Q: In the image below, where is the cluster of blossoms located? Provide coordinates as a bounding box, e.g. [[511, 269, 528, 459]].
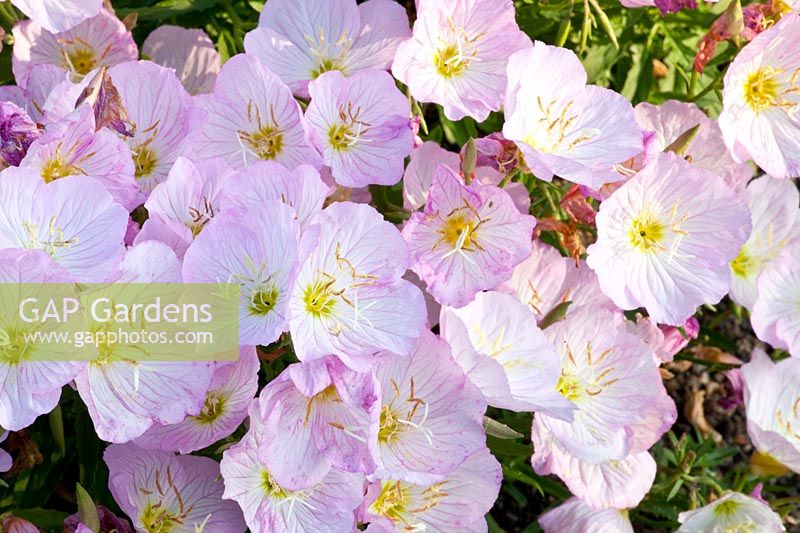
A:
[[0, 0, 797, 531]]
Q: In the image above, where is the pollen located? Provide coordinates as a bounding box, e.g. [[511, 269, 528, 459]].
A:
[[440, 213, 476, 249], [743, 68, 780, 113], [63, 47, 97, 78], [133, 145, 158, 179], [195, 392, 226, 424], [248, 125, 284, 160], [434, 43, 470, 78], [629, 213, 665, 252], [303, 279, 337, 318], [249, 287, 279, 316]]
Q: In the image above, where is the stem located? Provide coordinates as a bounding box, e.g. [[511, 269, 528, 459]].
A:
[[688, 65, 729, 103]]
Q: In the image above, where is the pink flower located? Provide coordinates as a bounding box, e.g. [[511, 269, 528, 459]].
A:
[[133, 347, 259, 454], [194, 54, 321, 171], [0, 249, 80, 431], [539, 498, 634, 533], [12, 10, 137, 87], [402, 165, 536, 308], [363, 448, 501, 531], [750, 247, 800, 356], [10, 0, 102, 34], [741, 348, 800, 473], [245, 0, 410, 97], [371, 331, 487, 484], [220, 161, 331, 229], [21, 104, 139, 209], [440, 291, 574, 418], [252, 356, 378, 489], [183, 202, 301, 346], [289, 202, 425, 369], [142, 26, 221, 95], [0, 168, 127, 281], [500, 239, 616, 324], [305, 70, 413, 187], [633, 100, 752, 194], [719, 12, 800, 179], [109, 60, 206, 194], [587, 152, 751, 325], [677, 491, 784, 532], [392, 0, 531, 121], [504, 41, 642, 188], [105, 444, 246, 532]]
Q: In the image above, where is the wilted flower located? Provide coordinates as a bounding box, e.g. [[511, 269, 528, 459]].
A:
[[587, 152, 751, 325], [245, 0, 410, 97], [719, 12, 800, 179], [0, 100, 40, 166], [305, 69, 413, 187], [393, 0, 531, 121]]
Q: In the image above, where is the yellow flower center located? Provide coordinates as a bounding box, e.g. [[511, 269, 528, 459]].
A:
[[713, 499, 740, 517], [140, 503, 177, 533], [370, 481, 408, 521], [133, 146, 158, 179], [629, 213, 665, 252], [743, 68, 779, 113], [249, 287, 279, 316], [328, 123, 356, 151], [441, 213, 476, 249], [64, 47, 97, 77], [556, 372, 583, 402], [248, 126, 284, 160], [311, 57, 343, 79], [261, 470, 289, 499], [195, 392, 225, 424], [41, 152, 80, 183], [0, 327, 28, 364], [303, 279, 336, 318], [378, 405, 401, 443], [730, 247, 753, 278], [434, 44, 470, 78]]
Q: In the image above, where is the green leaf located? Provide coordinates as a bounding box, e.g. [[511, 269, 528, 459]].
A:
[[49, 405, 65, 456], [118, 0, 219, 21]]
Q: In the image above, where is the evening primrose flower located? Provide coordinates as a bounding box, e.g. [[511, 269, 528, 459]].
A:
[[305, 70, 413, 187], [587, 152, 752, 325], [392, 0, 531, 121], [0, 100, 40, 166], [0, 248, 80, 431], [289, 202, 426, 369], [104, 444, 246, 532], [440, 291, 574, 418], [634, 100, 753, 194], [245, 0, 410, 97], [252, 356, 378, 490], [194, 54, 321, 171], [220, 161, 331, 228], [133, 347, 259, 454], [220, 422, 365, 532], [21, 104, 139, 209], [730, 176, 800, 309], [539, 498, 634, 533], [503, 41, 642, 188], [677, 491, 785, 532], [363, 448, 501, 532], [402, 165, 536, 308], [371, 331, 487, 484], [741, 348, 800, 474], [183, 202, 301, 346], [12, 10, 137, 87], [109, 60, 206, 195], [751, 247, 800, 356], [9, 0, 102, 34], [145, 156, 235, 241], [537, 308, 673, 463], [719, 12, 800, 179], [142, 25, 221, 95], [0, 168, 127, 282]]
